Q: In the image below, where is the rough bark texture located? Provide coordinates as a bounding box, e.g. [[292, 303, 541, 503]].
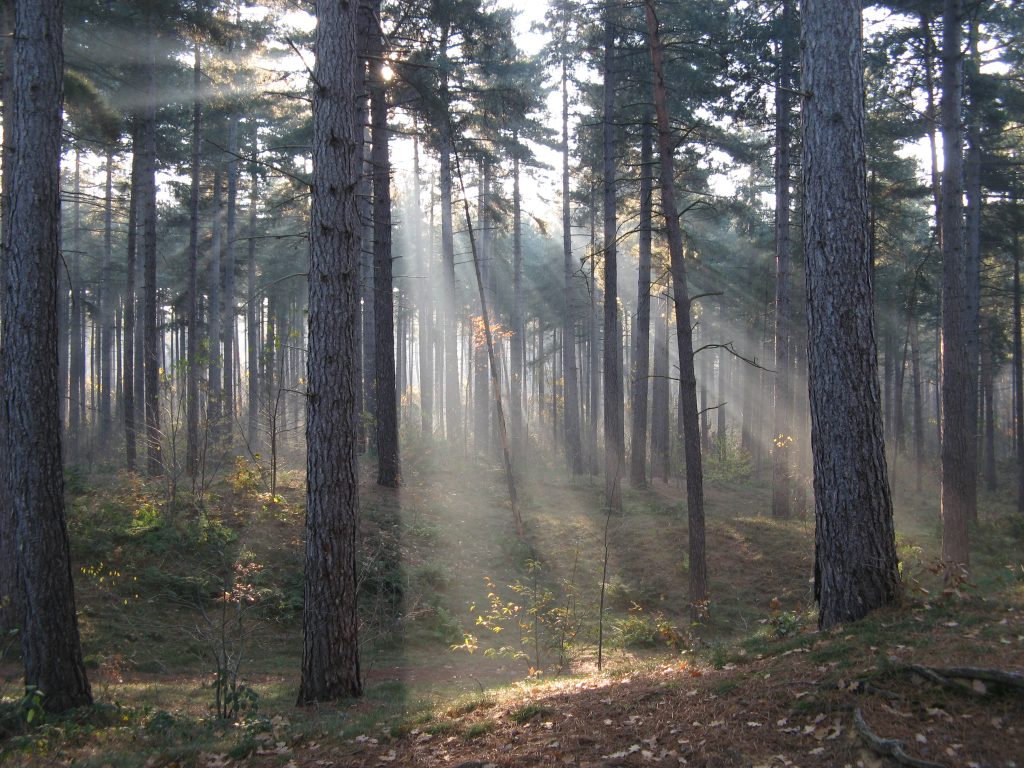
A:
[[771, 0, 795, 519], [800, 0, 900, 628], [629, 117, 653, 488], [940, 0, 971, 573], [2, 0, 93, 710], [963, 19, 982, 520], [298, 0, 362, 705], [602, 8, 624, 513], [369, 3, 399, 487], [645, 0, 708, 613]]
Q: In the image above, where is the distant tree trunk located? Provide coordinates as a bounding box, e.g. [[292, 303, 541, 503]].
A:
[[208, 167, 223, 434], [247, 134, 260, 456], [439, 131, 460, 443], [589, 196, 601, 475], [629, 117, 653, 488], [298, 0, 362, 704], [650, 288, 670, 482], [123, 128, 141, 472], [911, 318, 924, 491], [602, 8, 624, 513], [2, 0, 93, 711], [222, 115, 239, 444], [1014, 224, 1024, 513], [771, 0, 795, 519], [474, 162, 490, 452], [68, 148, 83, 455], [801, 0, 900, 628], [964, 15, 983, 518], [413, 132, 432, 436], [981, 318, 996, 491], [561, 58, 583, 476], [142, 50, 161, 477], [99, 146, 115, 443], [186, 43, 201, 476], [511, 148, 525, 458], [370, 5, 399, 488], [645, 0, 708, 614], [940, 0, 971, 574]]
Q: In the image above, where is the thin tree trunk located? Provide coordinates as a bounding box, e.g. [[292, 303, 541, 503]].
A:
[[208, 167, 223, 434], [370, 4, 399, 487], [413, 131, 432, 436], [511, 148, 525, 458], [186, 42, 202, 476], [124, 128, 141, 472], [940, 0, 971, 573], [69, 149, 83, 456], [222, 115, 238, 444], [602, 8, 623, 513], [247, 133, 260, 456], [630, 117, 653, 487], [651, 288, 670, 482], [645, 0, 708, 614], [99, 146, 114, 443], [142, 49, 161, 477]]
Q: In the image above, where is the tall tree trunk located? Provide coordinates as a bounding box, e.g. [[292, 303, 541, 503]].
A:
[[963, 15, 982, 521], [650, 288, 670, 482], [186, 43, 201, 476], [940, 0, 971, 574], [298, 0, 362, 704], [911, 317, 924, 491], [560, 58, 583, 475], [1014, 222, 1023, 513], [645, 0, 707, 614], [2, 0, 92, 710], [208, 167, 222, 434], [142, 50, 161, 477], [474, 162, 490, 452], [222, 115, 238, 444], [370, 5, 399, 487], [602, 8, 623, 513], [511, 147, 524, 458], [801, 0, 899, 628], [99, 146, 114, 443], [247, 134, 260, 456], [629, 116, 653, 487], [413, 132, 432, 436], [124, 128, 141, 472], [439, 126, 460, 442], [771, 0, 795, 519], [981, 318, 996, 491], [68, 148, 83, 455]]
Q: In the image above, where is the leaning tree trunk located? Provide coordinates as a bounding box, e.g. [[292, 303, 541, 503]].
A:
[[645, 0, 708, 614], [940, 0, 971, 574], [800, 0, 900, 628], [629, 116, 653, 488], [602, 7, 624, 513], [142, 49, 161, 477], [369, 2, 399, 487], [298, 0, 362, 704], [2, 0, 93, 711]]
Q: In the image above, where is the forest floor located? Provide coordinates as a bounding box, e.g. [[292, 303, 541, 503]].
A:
[[1, 439, 1022, 767]]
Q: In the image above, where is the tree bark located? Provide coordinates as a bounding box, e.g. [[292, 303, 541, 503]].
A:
[[99, 145, 114, 444], [222, 115, 238, 444], [2, 0, 93, 710], [800, 0, 899, 628], [298, 0, 362, 704], [645, 0, 708, 614], [561, 57, 583, 475], [940, 0, 971, 573], [186, 43, 202, 476], [602, 7, 624, 513], [370, 2, 399, 487], [630, 116, 653, 487], [247, 133, 260, 457], [772, 0, 795, 519], [208, 167, 223, 435], [650, 288, 670, 482], [142, 49, 161, 476]]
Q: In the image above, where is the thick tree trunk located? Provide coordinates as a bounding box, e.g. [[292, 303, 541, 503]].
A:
[[2, 0, 93, 710], [801, 0, 899, 628], [142, 51, 161, 477], [186, 43, 201, 476], [940, 0, 971, 573], [370, 6, 399, 487], [772, 0, 795, 519], [298, 0, 362, 704], [963, 17, 982, 520], [602, 9, 624, 513], [645, 0, 708, 614], [629, 117, 653, 487]]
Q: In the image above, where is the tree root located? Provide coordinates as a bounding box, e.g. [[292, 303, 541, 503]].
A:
[[853, 708, 944, 768], [903, 664, 1024, 695]]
